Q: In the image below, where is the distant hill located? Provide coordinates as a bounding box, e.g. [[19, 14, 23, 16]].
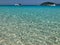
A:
[[40, 2, 56, 6]]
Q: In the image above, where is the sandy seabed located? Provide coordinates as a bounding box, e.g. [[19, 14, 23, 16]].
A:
[[0, 19, 60, 45]]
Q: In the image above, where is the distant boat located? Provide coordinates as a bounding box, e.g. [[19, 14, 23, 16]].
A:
[[40, 2, 56, 6], [14, 3, 21, 6]]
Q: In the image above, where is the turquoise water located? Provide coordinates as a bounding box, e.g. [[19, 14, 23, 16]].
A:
[[0, 6, 60, 45]]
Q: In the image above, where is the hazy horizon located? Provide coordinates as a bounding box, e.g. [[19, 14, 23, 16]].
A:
[[0, 0, 60, 5]]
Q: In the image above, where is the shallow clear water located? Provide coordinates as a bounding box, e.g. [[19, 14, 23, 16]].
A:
[[0, 6, 60, 45]]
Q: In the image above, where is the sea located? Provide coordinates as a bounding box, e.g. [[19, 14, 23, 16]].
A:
[[0, 5, 60, 45]]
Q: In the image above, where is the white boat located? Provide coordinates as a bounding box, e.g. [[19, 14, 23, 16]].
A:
[[14, 4, 21, 6], [50, 4, 56, 6], [15, 4, 19, 6]]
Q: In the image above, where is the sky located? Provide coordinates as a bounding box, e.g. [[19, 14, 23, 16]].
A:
[[0, 0, 60, 5]]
